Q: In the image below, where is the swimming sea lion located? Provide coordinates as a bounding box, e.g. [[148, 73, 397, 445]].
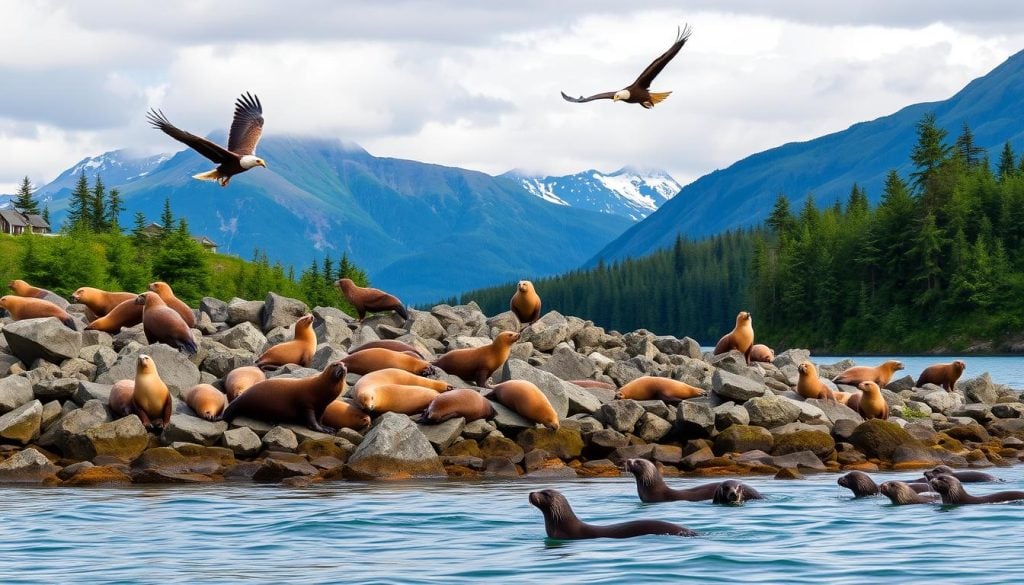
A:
[[353, 383, 440, 416], [334, 278, 408, 322], [837, 471, 931, 498], [132, 354, 172, 431], [749, 344, 775, 363], [432, 331, 520, 387], [625, 459, 762, 503], [220, 361, 348, 433], [832, 360, 904, 386], [423, 388, 496, 423], [349, 339, 427, 358], [0, 295, 76, 329], [488, 379, 559, 430], [509, 280, 541, 329], [7, 279, 67, 308], [713, 311, 754, 364], [845, 381, 889, 420], [928, 474, 1024, 505], [879, 481, 940, 505], [84, 298, 143, 333], [796, 362, 836, 402], [352, 368, 452, 394], [916, 361, 966, 393], [148, 281, 196, 328], [528, 489, 696, 539], [341, 347, 435, 376], [108, 379, 136, 417], [255, 314, 316, 370], [321, 399, 371, 431], [184, 383, 227, 421], [922, 465, 1001, 483], [223, 366, 267, 401], [615, 376, 704, 402], [71, 287, 137, 318], [135, 292, 197, 355]]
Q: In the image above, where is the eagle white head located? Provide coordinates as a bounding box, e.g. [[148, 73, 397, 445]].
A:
[[613, 89, 631, 102], [240, 155, 267, 169]]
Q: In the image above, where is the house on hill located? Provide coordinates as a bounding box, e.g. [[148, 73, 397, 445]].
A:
[[137, 222, 218, 252], [0, 208, 51, 235]]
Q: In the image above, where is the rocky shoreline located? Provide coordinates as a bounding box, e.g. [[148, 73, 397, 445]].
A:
[[0, 292, 1022, 486]]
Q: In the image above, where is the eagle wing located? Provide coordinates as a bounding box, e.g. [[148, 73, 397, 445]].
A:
[[560, 91, 618, 103], [227, 92, 264, 156], [147, 109, 234, 165], [630, 24, 692, 90]]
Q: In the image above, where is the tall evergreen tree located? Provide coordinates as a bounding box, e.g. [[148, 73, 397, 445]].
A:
[[13, 176, 41, 215], [41, 205, 50, 227], [909, 113, 951, 193], [766, 193, 797, 237], [106, 188, 124, 232], [65, 173, 92, 231], [954, 122, 985, 168], [997, 142, 1016, 179], [159, 197, 175, 236], [90, 175, 107, 232]]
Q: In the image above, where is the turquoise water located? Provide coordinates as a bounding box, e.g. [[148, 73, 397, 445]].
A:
[[815, 355, 1024, 389], [2, 469, 1023, 584]]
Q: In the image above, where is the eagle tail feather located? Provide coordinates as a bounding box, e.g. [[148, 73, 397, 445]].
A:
[[649, 91, 672, 105], [192, 169, 222, 182]]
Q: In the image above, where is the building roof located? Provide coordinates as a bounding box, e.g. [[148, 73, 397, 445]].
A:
[[192, 235, 218, 247], [0, 209, 28, 227], [25, 214, 49, 228]]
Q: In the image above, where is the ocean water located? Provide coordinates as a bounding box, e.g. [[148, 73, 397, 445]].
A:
[[1, 469, 1023, 584], [814, 355, 1024, 390]]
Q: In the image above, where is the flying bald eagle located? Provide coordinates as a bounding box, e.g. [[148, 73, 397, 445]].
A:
[[146, 92, 266, 187], [561, 25, 692, 109]]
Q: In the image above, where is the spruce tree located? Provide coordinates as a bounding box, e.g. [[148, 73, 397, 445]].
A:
[[106, 188, 124, 232], [41, 205, 50, 227], [160, 197, 174, 236], [766, 193, 797, 237], [997, 142, 1016, 179], [909, 113, 951, 193], [954, 122, 985, 169], [90, 175, 107, 232], [65, 173, 92, 231], [13, 176, 41, 215]]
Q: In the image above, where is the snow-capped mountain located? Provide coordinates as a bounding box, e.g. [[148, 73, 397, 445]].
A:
[[33, 149, 171, 205], [503, 167, 681, 221]]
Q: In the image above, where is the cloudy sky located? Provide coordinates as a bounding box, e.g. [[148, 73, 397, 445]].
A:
[[3, 0, 1024, 192]]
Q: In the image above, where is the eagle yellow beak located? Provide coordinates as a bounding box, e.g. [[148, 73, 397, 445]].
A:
[[612, 95, 621, 101], [259, 160, 268, 168]]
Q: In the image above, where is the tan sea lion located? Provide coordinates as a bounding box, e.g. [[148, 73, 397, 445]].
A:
[[8, 279, 55, 300], [132, 354, 172, 431], [845, 381, 889, 420], [796, 362, 837, 402], [353, 383, 440, 416], [916, 361, 966, 392], [0, 295, 76, 329], [334, 278, 408, 322], [529, 489, 696, 539], [341, 347, 435, 376], [322, 399, 371, 431], [349, 339, 427, 358], [223, 366, 267, 401], [108, 379, 136, 417], [489, 379, 559, 429], [71, 287, 137, 318], [928, 475, 1024, 505], [509, 280, 541, 329], [148, 281, 196, 328], [837, 471, 931, 498], [184, 383, 227, 421], [432, 331, 520, 387], [353, 368, 452, 394], [135, 292, 197, 355], [220, 361, 349, 432], [423, 388, 496, 423], [713, 311, 754, 363], [879, 481, 940, 505], [84, 298, 143, 333], [615, 376, 704, 402], [624, 459, 762, 503], [832, 360, 903, 386], [749, 344, 775, 363], [255, 314, 316, 370]]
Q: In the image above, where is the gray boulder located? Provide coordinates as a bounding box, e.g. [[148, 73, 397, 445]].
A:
[[959, 373, 998, 404], [677, 400, 715, 437], [0, 448, 59, 483], [406, 310, 445, 340], [261, 293, 308, 332], [712, 370, 767, 402], [417, 418, 466, 450], [520, 311, 570, 352], [3, 317, 83, 365], [222, 427, 262, 458], [96, 344, 200, 397], [212, 321, 267, 354], [773, 349, 811, 370], [262, 426, 299, 452], [0, 400, 43, 444], [0, 376, 33, 414], [345, 412, 445, 479], [744, 394, 801, 429], [538, 345, 598, 381], [199, 297, 229, 322], [805, 398, 864, 425], [67, 415, 149, 460], [635, 413, 672, 442], [714, 402, 750, 430], [597, 400, 645, 433], [37, 399, 111, 452], [161, 414, 228, 446], [226, 298, 264, 327]]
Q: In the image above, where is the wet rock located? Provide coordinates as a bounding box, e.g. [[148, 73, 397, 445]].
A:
[[222, 427, 262, 458], [297, 438, 354, 461], [744, 394, 801, 429], [0, 400, 43, 444], [771, 430, 835, 458], [417, 418, 466, 451], [714, 425, 774, 455], [608, 444, 654, 463], [943, 423, 990, 443], [461, 419, 496, 440], [712, 370, 767, 402], [597, 400, 645, 433], [3, 317, 83, 365], [252, 457, 319, 482], [262, 426, 298, 452], [68, 415, 149, 460], [679, 446, 714, 469], [992, 403, 1024, 419], [0, 447, 59, 483], [0, 376, 33, 414], [489, 401, 536, 434], [482, 457, 519, 478], [479, 435, 525, 463], [37, 399, 110, 453], [344, 412, 446, 479], [161, 414, 228, 447], [770, 450, 827, 471], [849, 420, 924, 460], [517, 427, 584, 459], [588, 428, 629, 451]]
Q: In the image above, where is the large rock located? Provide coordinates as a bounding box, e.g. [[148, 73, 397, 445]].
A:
[[635, 413, 673, 442], [200, 344, 255, 378], [211, 321, 267, 354], [773, 349, 811, 370], [493, 359, 569, 418], [519, 311, 570, 352], [805, 398, 864, 425], [199, 297, 229, 322], [919, 389, 963, 414], [0, 447, 59, 483], [744, 394, 801, 428], [417, 418, 466, 450], [714, 425, 774, 455], [161, 414, 228, 446], [262, 426, 299, 452], [712, 369, 767, 402], [3, 318, 83, 365], [771, 430, 835, 458], [849, 419, 924, 460], [676, 400, 715, 437], [222, 427, 262, 458], [37, 399, 110, 453], [262, 292, 309, 332], [314, 314, 354, 346], [538, 345, 598, 381], [0, 376, 33, 414], [96, 344, 200, 397], [226, 299, 264, 326], [959, 373, 998, 404], [516, 427, 584, 459], [489, 401, 536, 434], [597, 400, 645, 433], [344, 412, 446, 479], [0, 399, 43, 444], [714, 402, 750, 430], [406, 310, 445, 340], [67, 415, 149, 460]]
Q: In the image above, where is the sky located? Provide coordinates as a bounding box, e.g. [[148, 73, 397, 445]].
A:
[[4, 0, 1024, 193]]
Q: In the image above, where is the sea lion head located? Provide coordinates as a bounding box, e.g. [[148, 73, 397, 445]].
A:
[[927, 474, 961, 499], [0, 295, 10, 310], [879, 481, 917, 505], [420, 364, 439, 378], [517, 280, 534, 293], [148, 281, 173, 297], [326, 360, 348, 382], [496, 331, 520, 346], [623, 458, 657, 481], [952, 360, 966, 374], [70, 287, 87, 303], [8, 279, 26, 292], [295, 314, 314, 330], [797, 361, 814, 376], [924, 465, 955, 481], [713, 480, 747, 505], [884, 360, 904, 372], [528, 489, 565, 513], [737, 311, 751, 326], [136, 354, 155, 374], [837, 470, 877, 497], [134, 292, 152, 306], [334, 278, 354, 291], [857, 381, 880, 394]]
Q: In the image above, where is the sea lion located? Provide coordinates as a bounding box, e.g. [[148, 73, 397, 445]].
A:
[[255, 314, 316, 370], [488, 379, 559, 430], [796, 362, 837, 402], [135, 292, 197, 355], [352, 368, 452, 394], [341, 347, 435, 376], [615, 376, 705, 402], [108, 380, 136, 417], [334, 278, 408, 322], [713, 311, 754, 363], [432, 331, 520, 387], [7, 279, 67, 308], [223, 366, 267, 401], [131, 354, 172, 431], [509, 280, 541, 329], [928, 474, 1024, 505], [845, 381, 889, 420], [353, 383, 440, 416], [749, 344, 775, 363], [148, 281, 196, 328], [916, 361, 966, 393], [71, 287, 137, 318], [567, 380, 617, 391], [322, 399, 371, 431], [625, 459, 762, 503], [84, 298, 143, 333], [349, 339, 427, 358], [183, 383, 227, 421], [879, 481, 940, 505], [832, 360, 904, 386], [837, 471, 931, 498], [922, 465, 1001, 483], [220, 361, 348, 433], [529, 489, 696, 539], [0, 295, 76, 329], [423, 388, 496, 423]]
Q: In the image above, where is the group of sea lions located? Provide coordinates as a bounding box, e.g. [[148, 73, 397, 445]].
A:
[[838, 468, 1023, 506]]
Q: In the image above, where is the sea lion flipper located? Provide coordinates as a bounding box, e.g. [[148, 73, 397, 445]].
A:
[[162, 395, 173, 427], [132, 403, 153, 430], [304, 408, 334, 434]]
